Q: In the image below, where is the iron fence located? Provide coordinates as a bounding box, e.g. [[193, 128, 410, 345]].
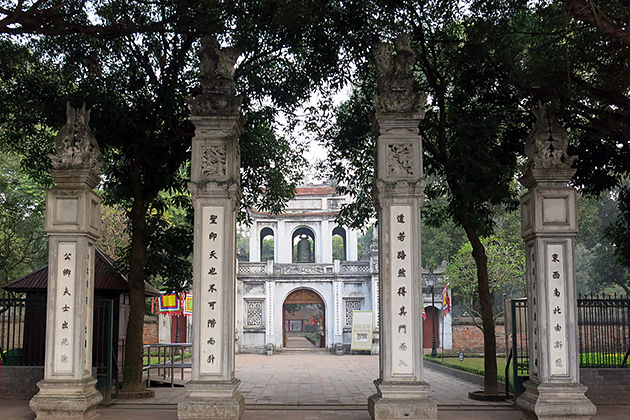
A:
[[577, 294, 630, 368], [0, 292, 46, 366], [508, 295, 630, 375]]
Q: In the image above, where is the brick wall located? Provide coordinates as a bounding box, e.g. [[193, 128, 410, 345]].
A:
[[581, 368, 630, 404], [143, 315, 159, 344], [451, 317, 506, 353]]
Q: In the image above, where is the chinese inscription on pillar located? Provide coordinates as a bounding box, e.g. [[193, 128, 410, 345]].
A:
[[390, 206, 413, 375], [199, 207, 224, 375], [547, 244, 568, 376], [527, 246, 539, 379], [55, 242, 76, 374]]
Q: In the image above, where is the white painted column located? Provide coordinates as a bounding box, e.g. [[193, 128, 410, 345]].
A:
[[321, 219, 332, 263], [516, 104, 595, 420], [30, 104, 102, 419], [277, 220, 290, 263], [249, 221, 258, 262], [178, 37, 244, 420], [347, 228, 359, 261], [368, 35, 437, 420]]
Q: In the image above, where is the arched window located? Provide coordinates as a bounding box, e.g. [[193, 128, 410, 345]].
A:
[[332, 226, 347, 261], [292, 227, 315, 263], [260, 227, 274, 262]]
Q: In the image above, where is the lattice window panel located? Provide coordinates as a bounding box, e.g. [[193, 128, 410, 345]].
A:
[[345, 299, 362, 326], [246, 300, 264, 327]]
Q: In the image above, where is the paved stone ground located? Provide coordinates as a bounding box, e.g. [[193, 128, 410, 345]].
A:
[[2, 353, 627, 419]]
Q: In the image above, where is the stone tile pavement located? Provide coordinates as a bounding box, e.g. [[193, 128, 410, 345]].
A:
[[1, 353, 628, 419]]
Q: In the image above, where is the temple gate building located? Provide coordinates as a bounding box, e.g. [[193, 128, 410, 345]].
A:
[[234, 185, 452, 353]]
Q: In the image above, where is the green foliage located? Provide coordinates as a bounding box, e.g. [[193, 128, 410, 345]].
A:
[[261, 238, 274, 262], [332, 234, 345, 261], [446, 234, 525, 320], [0, 152, 48, 287], [575, 192, 630, 295]]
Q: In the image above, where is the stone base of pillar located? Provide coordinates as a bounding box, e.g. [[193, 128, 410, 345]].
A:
[[29, 377, 102, 420], [177, 379, 245, 420], [368, 380, 437, 420], [371, 331, 380, 355], [517, 381, 596, 420]]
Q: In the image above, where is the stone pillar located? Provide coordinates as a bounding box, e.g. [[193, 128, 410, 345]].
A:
[[248, 221, 259, 262], [30, 103, 103, 419], [516, 103, 596, 420], [178, 37, 244, 420], [368, 34, 437, 420]]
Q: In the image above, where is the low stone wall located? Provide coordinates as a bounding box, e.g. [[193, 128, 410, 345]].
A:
[[0, 366, 43, 399], [143, 315, 159, 344], [581, 368, 630, 405], [451, 317, 506, 353]]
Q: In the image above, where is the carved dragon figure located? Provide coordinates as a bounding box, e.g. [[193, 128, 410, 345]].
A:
[[50, 102, 100, 171]]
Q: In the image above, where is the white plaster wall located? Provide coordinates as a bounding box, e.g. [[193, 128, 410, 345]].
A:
[[158, 314, 171, 344], [347, 228, 359, 261]]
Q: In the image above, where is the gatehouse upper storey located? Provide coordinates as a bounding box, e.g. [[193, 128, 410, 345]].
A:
[[247, 185, 360, 264]]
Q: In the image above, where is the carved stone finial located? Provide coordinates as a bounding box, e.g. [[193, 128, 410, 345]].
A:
[[49, 102, 100, 171], [372, 33, 425, 113], [524, 102, 576, 169], [190, 36, 242, 116]]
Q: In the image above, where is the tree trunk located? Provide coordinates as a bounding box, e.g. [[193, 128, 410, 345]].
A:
[[121, 191, 149, 394], [462, 221, 499, 395]]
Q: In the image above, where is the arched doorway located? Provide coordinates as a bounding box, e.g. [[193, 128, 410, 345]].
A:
[[423, 306, 441, 349], [283, 289, 325, 348]]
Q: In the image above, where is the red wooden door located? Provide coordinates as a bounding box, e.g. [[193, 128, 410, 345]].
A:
[[422, 306, 440, 348]]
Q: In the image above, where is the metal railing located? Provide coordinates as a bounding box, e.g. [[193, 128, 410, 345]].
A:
[[578, 294, 630, 368], [0, 293, 46, 366], [143, 343, 192, 387]]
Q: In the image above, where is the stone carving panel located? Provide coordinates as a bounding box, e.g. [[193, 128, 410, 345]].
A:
[[200, 144, 226, 178], [386, 144, 414, 177]]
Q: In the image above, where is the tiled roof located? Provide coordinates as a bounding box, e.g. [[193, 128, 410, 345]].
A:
[[295, 186, 337, 196], [3, 249, 160, 297]]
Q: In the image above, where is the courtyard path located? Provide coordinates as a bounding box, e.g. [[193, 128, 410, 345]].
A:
[[2, 353, 626, 419]]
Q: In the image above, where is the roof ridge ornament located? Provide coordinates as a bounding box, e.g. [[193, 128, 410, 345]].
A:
[[524, 101, 576, 170], [50, 102, 100, 171], [372, 33, 425, 114], [190, 36, 242, 116]]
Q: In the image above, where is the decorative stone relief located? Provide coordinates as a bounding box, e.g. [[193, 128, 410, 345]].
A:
[[50, 103, 100, 171], [345, 299, 362, 326], [283, 265, 325, 275], [386, 143, 414, 177], [200, 144, 227, 178], [524, 102, 576, 169], [245, 300, 263, 327], [190, 36, 241, 116], [372, 33, 425, 113]]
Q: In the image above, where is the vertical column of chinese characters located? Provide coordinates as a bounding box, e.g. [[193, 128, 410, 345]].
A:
[[391, 207, 413, 375], [200, 207, 224, 375], [55, 243, 76, 374], [528, 246, 539, 379], [548, 245, 568, 376]]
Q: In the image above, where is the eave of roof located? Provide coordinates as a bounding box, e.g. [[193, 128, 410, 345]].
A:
[[3, 249, 160, 297]]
